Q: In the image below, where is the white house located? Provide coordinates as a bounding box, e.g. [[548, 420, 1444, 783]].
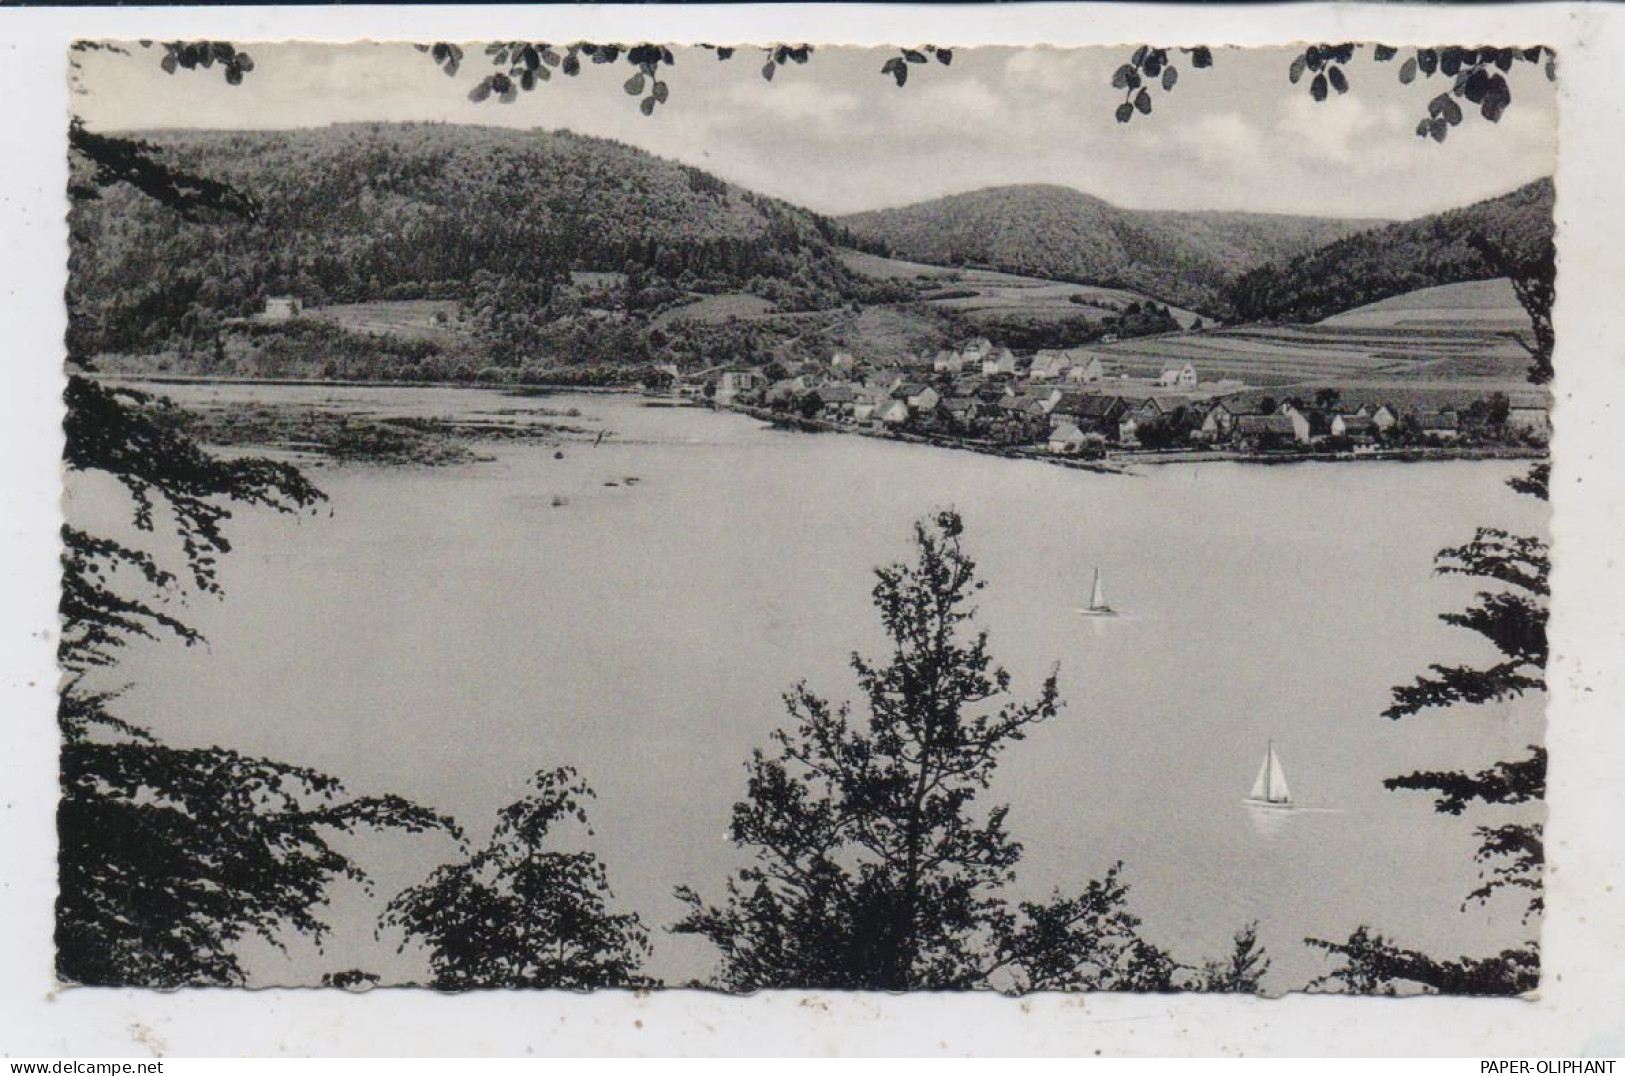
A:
[[873, 399, 911, 426], [982, 347, 1018, 376], [1157, 362, 1198, 388], [1064, 354, 1105, 384], [715, 368, 765, 404], [1048, 422, 1091, 454], [1029, 351, 1071, 380]]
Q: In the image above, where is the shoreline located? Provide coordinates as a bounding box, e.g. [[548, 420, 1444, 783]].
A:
[[719, 402, 1549, 471], [95, 372, 1550, 472]]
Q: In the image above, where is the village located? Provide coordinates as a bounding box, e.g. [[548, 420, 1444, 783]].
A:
[[667, 337, 1552, 461]]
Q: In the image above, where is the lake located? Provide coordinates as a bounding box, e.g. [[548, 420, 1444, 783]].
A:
[[77, 384, 1548, 992]]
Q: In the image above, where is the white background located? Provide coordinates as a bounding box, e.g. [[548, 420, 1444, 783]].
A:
[[2, 2, 1623, 1058]]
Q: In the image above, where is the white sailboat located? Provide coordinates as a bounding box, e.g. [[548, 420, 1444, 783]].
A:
[[1244, 740, 1292, 809], [1077, 566, 1116, 617]]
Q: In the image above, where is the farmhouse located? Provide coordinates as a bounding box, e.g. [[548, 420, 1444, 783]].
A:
[[895, 383, 940, 411], [1028, 351, 1072, 381], [1235, 412, 1310, 446], [715, 368, 765, 404], [1157, 362, 1198, 388], [982, 347, 1018, 377], [1064, 354, 1106, 384], [1331, 413, 1376, 438], [1416, 411, 1462, 441], [872, 399, 911, 426], [1048, 422, 1092, 454], [1507, 406, 1551, 440]]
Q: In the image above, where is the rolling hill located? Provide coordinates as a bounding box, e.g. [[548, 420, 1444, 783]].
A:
[[1226, 178, 1553, 325], [67, 122, 877, 358], [839, 184, 1384, 315]]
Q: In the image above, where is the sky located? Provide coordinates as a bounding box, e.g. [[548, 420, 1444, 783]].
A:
[[70, 41, 1557, 220]]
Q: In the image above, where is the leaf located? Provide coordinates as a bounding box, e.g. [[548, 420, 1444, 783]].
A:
[[1545, 58, 1556, 82], [1418, 48, 1438, 76], [1289, 53, 1306, 84], [1430, 117, 1448, 143], [432, 43, 449, 64], [1399, 56, 1417, 84], [1374, 44, 1398, 62], [1442, 95, 1463, 125], [236, 53, 253, 74], [1191, 46, 1213, 69], [1463, 67, 1490, 103], [762, 61, 775, 82], [1523, 47, 1543, 63], [562, 53, 580, 77], [716, 46, 735, 61], [468, 78, 493, 103], [640, 96, 655, 117], [160, 52, 177, 74], [519, 69, 535, 92], [651, 80, 668, 104], [1143, 52, 1162, 78], [1112, 64, 1134, 90], [1441, 47, 1463, 77], [937, 48, 953, 65], [1131, 45, 1148, 67], [224, 66, 243, 86], [521, 45, 539, 70], [1162, 65, 1178, 91], [1116, 102, 1135, 124], [1482, 76, 1511, 122], [541, 47, 561, 67], [535, 65, 550, 83], [902, 49, 926, 64], [624, 73, 645, 95], [1328, 66, 1348, 94], [1305, 44, 1322, 69], [1310, 72, 1328, 102], [1134, 87, 1152, 115], [1416, 118, 1432, 138]]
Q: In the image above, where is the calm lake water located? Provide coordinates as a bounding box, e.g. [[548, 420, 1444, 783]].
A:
[[76, 384, 1548, 992]]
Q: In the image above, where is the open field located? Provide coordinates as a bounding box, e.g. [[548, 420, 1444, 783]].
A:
[[1082, 319, 1533, 390], [305, 299, 465, 344], [1321, 278, 1529, 332], [837, 249, 1203, 328]]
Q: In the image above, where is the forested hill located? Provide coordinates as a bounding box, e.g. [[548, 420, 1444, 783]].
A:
[[1225, 178, 1554, 325], [68, 122, 873, 356], [838, 184, 1383, 315]]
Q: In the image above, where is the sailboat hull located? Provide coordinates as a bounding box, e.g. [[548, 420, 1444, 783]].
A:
[[1242, 798, 1293, 810], [1076, 607, 1117, 618]]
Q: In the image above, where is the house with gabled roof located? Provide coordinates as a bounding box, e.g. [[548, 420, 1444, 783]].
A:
[[1417, 410, 1461, 441], [1157, 362, 1198, 388], [895, 383, 940, 412], [1234, 412, 1309, 446], [1029, 350, 1072, 381], [1048, 422, 1093, 454], [872, 398, 911, 426], [982, 347, 1018, 377]]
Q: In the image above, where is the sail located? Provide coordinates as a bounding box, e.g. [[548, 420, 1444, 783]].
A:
[[1249, 754, 1272, 801], [1248, 744, 1291, 804], [1267, 747, 1291, 803], [1090, 568, 1106, 610]]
